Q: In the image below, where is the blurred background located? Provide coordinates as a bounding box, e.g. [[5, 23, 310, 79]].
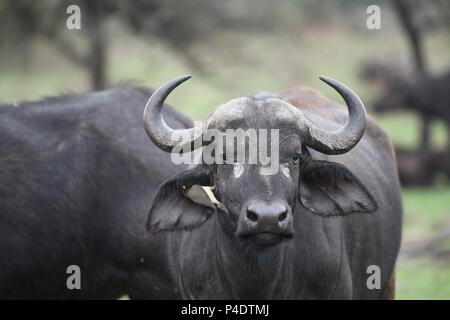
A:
[[0, 0, 449, 299]]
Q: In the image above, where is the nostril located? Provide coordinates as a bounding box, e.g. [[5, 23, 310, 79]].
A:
[[246, 210, 258, 222], [278, 209, 288, 222]]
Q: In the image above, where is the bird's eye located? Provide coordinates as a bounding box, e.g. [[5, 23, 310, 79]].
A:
[[233, 163, 244, 178]]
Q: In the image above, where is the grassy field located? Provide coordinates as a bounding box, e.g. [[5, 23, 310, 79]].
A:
[[397, 187, 450, 299], [0, 25, 449, 299], [397, 258, 450, 299]]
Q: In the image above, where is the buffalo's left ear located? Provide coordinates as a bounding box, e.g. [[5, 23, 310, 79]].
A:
[[146, 165, 218, 232], [299, 160, 378, 216]]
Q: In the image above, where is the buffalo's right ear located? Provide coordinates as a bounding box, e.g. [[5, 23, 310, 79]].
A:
[[146, 165, 217, 232], [299, 159, 377, 217]]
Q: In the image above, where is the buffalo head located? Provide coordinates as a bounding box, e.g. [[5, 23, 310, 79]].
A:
[[143, 76, 377, 247]]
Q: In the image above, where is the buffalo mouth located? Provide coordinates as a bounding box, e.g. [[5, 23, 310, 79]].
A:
[[241, 232, 293, 247]]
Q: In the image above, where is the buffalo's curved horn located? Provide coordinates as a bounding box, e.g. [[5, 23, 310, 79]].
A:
[[298, 76, 367, 154], [143, 75, 206, 152]]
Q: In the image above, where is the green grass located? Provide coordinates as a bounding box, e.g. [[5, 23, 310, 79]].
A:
[[396, 187, 450, 299], [396, 259, 450, 299], [402, 187, 450, 238]]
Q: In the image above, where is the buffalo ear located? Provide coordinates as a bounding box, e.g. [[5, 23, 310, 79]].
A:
[[299, 160, 377, 217], [146, 165, 216, 232]]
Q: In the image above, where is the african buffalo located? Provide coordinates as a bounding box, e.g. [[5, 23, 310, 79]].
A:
[[137, 76, 403, 299], [0, 76, 402, 300], [361, 61, 450, 184], [0, 86, 192, 299], [361, 61, 450, 152]]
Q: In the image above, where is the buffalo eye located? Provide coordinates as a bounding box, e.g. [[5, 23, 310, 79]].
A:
[[290, 155, 300, 165]]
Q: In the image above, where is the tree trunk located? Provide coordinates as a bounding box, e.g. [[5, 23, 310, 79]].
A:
[[419, 114, 431, 152], [392, 0, 430, 153], [87, 0, 107, 90], [392, 0, 427, 76]]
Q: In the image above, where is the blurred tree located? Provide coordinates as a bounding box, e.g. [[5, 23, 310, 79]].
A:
[[1, 0, 278, 90], [2, 0, 109, 90]]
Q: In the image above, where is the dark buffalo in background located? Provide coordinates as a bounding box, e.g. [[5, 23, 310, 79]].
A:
[[360, 62, 450, 186], [0, 86, 192, 298], [138, 76, 403, 299]]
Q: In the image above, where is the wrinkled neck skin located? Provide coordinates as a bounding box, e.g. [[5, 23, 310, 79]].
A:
[[175, 213, 294, 299], [216, 214, 294, 299]]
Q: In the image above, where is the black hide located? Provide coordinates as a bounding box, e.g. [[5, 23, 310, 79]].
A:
[[0, 86, 191, 299]]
